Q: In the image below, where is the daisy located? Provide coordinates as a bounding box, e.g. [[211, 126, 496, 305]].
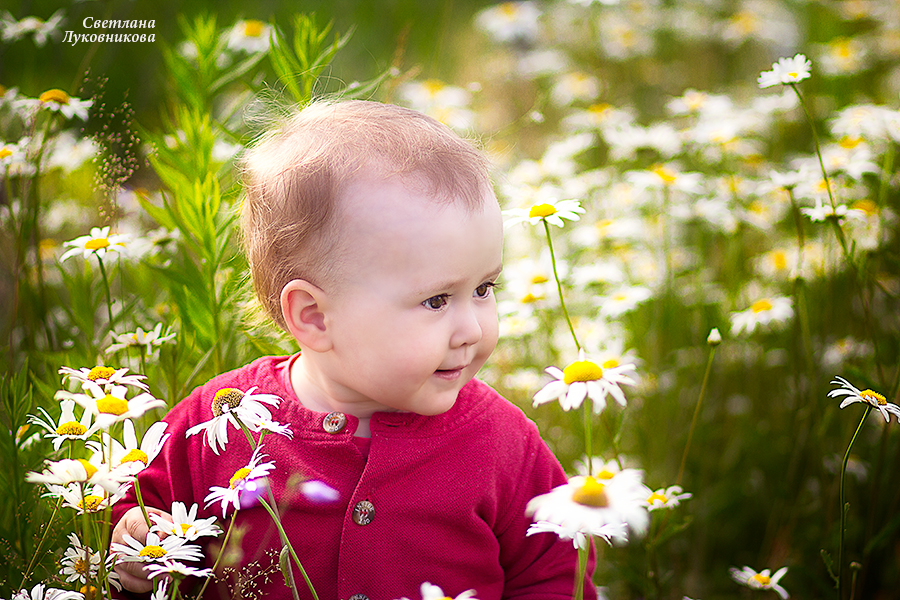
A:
[[9, 583, 84, 600], [37, 89, 92, 120], [533, 350, 636, 413], [150, 577, 169, 600], [730, 566, 789, 599], [60, 533, 100, 584], [60, 382, 165, 430], [59, 226, 128, 262], [204, 445, 277, 517], [111, 531, 204, 565], [503, 199, 586, 228], [59, 365, 149, 392], [527, 520, 628, 549], [248, 416, 293, 439], [100, 419, 170, 476], [474, 1, 541, 45], [27, 399, 95, 450], [150, 502, 221, 540], [396, 582, 480, 600], [729, 296, 793, 336], [225, 19, 272, 53], [26, 458, 128, 495], [597, 285, 652, 319], [0, 10, 64, 46], [106, 323, 176, 355], [758, 53, 812, 88], [143, 559, 214, 580], [526, 470, 650, 537], [46, 482, 129, 514], [185, 386, 282, 455], [644, 485, 693, 511], [828, 376, 900, 423]]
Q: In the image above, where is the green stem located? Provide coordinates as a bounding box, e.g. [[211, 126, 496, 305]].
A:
[[258, 498, 318, 600], [133, 477, 153, 529], [676, 345, 716, 486], [194, 512, 238, 600], [96, 255, 115, 332], [838, 404, 871, 600], [584, 401, 593, 477], [19, 496, 63, 589], [572, 543, 588, 600], [542, 219, 580, 351]]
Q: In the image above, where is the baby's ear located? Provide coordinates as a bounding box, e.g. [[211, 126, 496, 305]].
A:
[[280, 279, 332, 352]]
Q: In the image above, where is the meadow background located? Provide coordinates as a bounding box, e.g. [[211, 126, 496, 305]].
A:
[[2, 0, 900, 599]]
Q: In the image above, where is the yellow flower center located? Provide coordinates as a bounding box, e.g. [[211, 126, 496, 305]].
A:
[[839, 136, 863, 149], [97, 394, 129, 415], [563, 360, 604, 384], [572, 476, 609, 508], [0, 148, 12, 159], [531, 274, 549, 284], [520, 292, 541, 304], [243, 20, 265, 37], [79, 495, 105, 511], [651, 165, 677, 184], [602, 359, 620, 369], [751, 573, 771, 586], [39, 89, 70, 105], [787, 71, 799, 79], [80, 585, 98, 600], [751, 299, 773, 313], [423, 79, 446, 95], [860, 389, 886, 406], [56, 421, 87, 436], [648, 492, 668, 504], [500, 2, 518, 16], [851, 199, 877, 216], [73, 557, 90, 574], [138, 545, 167, 559], [84, 238, 110, 250], [528, 203, 558, 218], [230, 467, 252, 488], [120, 449, 149, 465], [87, 366, 116, 381], [212, 388, 244, 417], [78, 459, 98, 479], [588, 103, 612, 116], [175, 523, 192, 536], [596, 469, 616, 480]]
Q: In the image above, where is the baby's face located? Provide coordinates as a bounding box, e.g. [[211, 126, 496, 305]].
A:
[[319, 174, 503, 416]]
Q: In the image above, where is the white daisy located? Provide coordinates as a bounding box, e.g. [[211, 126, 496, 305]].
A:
[[143, 559, 214, 580], [60, 533, 100, 584], [828, 376, 900, 423], [26, 458, 128, 495], [59, 382, 165, 430], [111, 531, 204, 565], [9, 583, 84, 600], [644, 485, 693, 511], [527, 520, 628, 549], [105, 323, 176, 355], [59, 226, 128, 261], [395, 582, 480, 600], [185, 386, 282, 455], [45, 482, 128, 514], [204, 445, 277, 517], [758, 53, 812, 88], [533, 350, 636, 413], [98, 419, 170, 476], [503, 199, 586, 228], [225, 20, 272, 53], [59, 365, 149, 392], [729, 566, 789, 599], [527, 470, 650, 538], [36, 88, 92, 120], [729, 296, 793, 336], [150, 502, 221, 540], [27, 399, 95, 450]]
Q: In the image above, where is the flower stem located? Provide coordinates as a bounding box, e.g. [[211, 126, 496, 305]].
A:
[[259, 497, 318, 600], [194, 512, 237, 600], [133, 476, 153, 529], [838, 404, 871, 600], [573, 544, 588, 600], [584, 401, 593, 477], [96, 255, 115, 331], [676, 345, 716, 486], [542, 219, 580, 351]]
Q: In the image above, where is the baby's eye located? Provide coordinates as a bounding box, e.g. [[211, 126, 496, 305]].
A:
[[475, 281, 498, 299], [423, 294, 450, 311]]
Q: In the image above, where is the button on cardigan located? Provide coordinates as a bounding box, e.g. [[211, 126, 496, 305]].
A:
[[111, 355, 596, 600]]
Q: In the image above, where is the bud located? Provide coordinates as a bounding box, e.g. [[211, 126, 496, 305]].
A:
[[707, 328, 722, 346]]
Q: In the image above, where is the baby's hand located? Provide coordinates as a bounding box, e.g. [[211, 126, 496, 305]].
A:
[[111, 506, 172, 593]]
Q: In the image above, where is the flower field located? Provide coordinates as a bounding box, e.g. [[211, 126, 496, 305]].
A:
[[2, 1, 900, 599]]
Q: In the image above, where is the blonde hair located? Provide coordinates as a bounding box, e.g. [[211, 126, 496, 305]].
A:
[[240, 99, 493, 329]]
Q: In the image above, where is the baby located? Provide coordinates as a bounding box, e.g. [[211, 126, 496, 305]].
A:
[[111, 100, 596, 600]]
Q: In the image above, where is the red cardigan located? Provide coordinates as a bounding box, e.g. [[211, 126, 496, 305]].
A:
[[111, 356, 595, 600]]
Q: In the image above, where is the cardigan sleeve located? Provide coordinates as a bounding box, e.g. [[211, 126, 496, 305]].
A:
[[493, 414, 597, 599]]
